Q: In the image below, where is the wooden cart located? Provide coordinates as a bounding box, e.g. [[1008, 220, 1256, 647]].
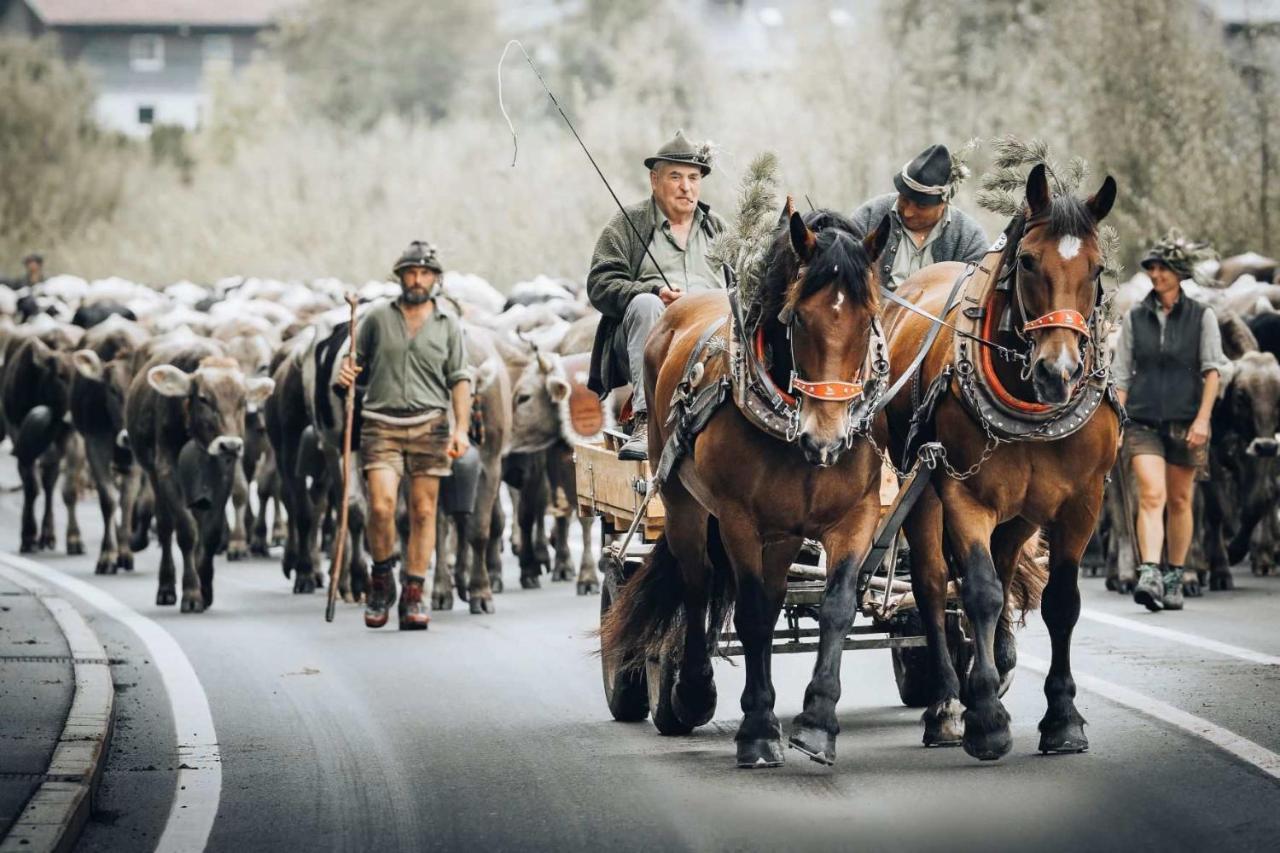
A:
[[576, 432, 974, 721]]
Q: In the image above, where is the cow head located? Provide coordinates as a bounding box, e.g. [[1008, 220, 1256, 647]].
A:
[[73, 349, 134, 439], [509, 349, 567, 454], [147, 356, 275, 458], [1222, 351, 1280, 458]]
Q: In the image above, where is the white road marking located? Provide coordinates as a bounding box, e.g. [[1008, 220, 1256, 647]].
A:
[[1057, 235, 1082, 260], [1080, 609, 1280, 667], [1019, 653, 1280, 781], [0, 553, 221, 852]]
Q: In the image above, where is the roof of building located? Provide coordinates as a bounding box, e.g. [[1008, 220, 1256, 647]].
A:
[[24, 0, 299, 28]]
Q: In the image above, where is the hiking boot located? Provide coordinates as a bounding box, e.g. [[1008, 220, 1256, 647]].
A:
[[398, 575, 430, 631], [618, 412, 649, 461], [1161, 568, 1185, 611], [365, 558, 399, 629], [1133, 563, 1164, 612]]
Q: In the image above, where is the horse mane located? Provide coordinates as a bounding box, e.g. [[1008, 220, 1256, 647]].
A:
[[1041, 194, 1096, 239], [759, 210, 875, 328]]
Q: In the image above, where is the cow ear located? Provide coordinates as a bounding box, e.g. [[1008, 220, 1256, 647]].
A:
[[72, 349, 104, 381], [546, 375, 571, 403], [475, 356, 500, 394], [147, 364, 193, 398], [244, 376, 275, 409]]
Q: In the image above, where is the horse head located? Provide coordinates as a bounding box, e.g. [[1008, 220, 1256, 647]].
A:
[[1014, 163, 1117, 405], [764, 198, 890, 467]]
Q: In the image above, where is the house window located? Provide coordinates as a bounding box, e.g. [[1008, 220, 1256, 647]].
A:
[[130, 34, 164, 72], [138, 105, 155, 125], [203, 34, 233, 66]]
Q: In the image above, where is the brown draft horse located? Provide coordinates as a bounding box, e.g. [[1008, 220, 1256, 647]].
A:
[[601, 205, 892, 768], [883, 164, 1120, 760]]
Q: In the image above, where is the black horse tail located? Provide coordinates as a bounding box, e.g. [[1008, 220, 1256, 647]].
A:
[[599, 534, 684, 672], [599, 521, 737, 672]]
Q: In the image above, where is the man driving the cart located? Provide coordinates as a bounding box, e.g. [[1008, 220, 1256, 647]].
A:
[[586, 130, 728, 462]]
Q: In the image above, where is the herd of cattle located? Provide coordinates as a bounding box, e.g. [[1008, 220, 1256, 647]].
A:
[[0, 251, 1278, 615], [0, 271, 604, 613]]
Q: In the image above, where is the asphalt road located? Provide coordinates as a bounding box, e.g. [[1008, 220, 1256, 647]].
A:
[[2, 483, 1279, 853]]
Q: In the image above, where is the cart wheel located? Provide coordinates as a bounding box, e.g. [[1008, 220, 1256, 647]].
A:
[[889, 609, 973, 708], [647, 653, 693, 736], [600, 553, 649, 722]]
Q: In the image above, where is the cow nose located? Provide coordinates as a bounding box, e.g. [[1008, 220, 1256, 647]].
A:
[[209, 435, 244, 457]]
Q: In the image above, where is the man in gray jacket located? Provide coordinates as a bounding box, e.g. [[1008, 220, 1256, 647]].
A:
[[587, 130, 727, 460], [850, 143, 988, 289]]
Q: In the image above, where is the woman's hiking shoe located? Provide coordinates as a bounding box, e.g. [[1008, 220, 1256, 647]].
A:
[[1161, 569, 1185, 611], [398, 576, 431, 631], [1133, 563, 1164, 612]]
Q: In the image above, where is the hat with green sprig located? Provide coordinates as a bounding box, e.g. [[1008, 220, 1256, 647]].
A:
[[1139, 229, 1217, 285], [645, 130, 716, 176]]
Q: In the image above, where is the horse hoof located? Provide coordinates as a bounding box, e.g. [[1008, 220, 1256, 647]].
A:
[[490, 575, 504, 594], [293, 574, 316, 595], [788, 727, 836, 766], [672, 677, 716, 728], [180, 594, 206, 613], [520, 575, 541, 590], [736, 738, 785, 769], [922, 699, 964, 747], [962, 726, 1012, 761], [1210, 572, 1234, 591], [577, 579, 599, 596], [432, 592, 453, 611], [1038, 715, 1089, 754], [469, 597, 495, 615]]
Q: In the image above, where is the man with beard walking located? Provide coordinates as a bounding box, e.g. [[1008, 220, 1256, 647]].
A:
[[336, 241, 472, 630]]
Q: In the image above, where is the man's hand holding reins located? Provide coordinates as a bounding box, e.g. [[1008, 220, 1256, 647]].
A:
[[657, 286, 682, 306]]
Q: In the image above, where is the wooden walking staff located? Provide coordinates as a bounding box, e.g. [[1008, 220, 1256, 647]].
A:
[[326, 293, 360, 623]]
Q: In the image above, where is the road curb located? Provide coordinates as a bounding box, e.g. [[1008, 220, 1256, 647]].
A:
[[0, 564, 115, 853]]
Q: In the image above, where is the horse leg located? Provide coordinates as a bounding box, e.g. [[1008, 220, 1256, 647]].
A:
[[989, 518, 1040, 694], [941, 484, 1007, 761], [1038, 496, 1098, 754], [903, 486, 964, 746], [664, 488, 715, 729], [790, 495, 880, 765], [576, 514, 599, 595], [721, 510, 788, 768]]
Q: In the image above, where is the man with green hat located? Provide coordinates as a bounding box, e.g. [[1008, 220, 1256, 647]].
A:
[[335, 240, 473, 630], [850, 143, 988, 289], [1112, 230, 1228, 613], [587, 129, 728, 460]]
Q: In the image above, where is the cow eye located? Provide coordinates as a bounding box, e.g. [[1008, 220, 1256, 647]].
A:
[[516, 393, 531, 405]]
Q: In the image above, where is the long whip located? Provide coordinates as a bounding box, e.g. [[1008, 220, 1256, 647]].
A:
[[325, 294, 360, 622], [498, 39, 673, 292]]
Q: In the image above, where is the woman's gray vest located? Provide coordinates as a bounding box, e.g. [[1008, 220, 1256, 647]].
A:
[[1125, 292, 1205, 425]]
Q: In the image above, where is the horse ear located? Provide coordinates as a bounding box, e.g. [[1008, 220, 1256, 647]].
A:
[[1025, 163, 1050, 217], [1087, 175, 1117, 223], [864, 213, 892, 263], [787, 198, 817, 262]]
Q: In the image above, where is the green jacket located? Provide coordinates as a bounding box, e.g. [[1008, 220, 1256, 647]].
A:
[[586, 197, 727, 394]]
